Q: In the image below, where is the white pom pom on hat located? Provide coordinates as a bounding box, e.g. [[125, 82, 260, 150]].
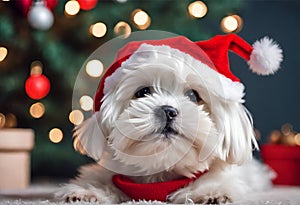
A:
[[248, 36, 283, 75], [94, 34, 283, 112]]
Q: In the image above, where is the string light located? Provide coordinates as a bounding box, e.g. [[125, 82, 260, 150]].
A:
[[80, 95, 94, 111], [221, 15, 243, 33], [114, 21, 131, 39], [132, 9, 151, 30], [90, 22, 107, 38], [49, 128, 63, 143], [69, 109, 84, 125], [29, 102, 45, 118], [85, 59, 103, 77], [65, 0, 80, 16], [188, 1, 207, 18], [0, 47, 8, 62]]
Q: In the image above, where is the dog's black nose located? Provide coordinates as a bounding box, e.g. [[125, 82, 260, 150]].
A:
[[155, 105, 179, 137], [161, 105, 178, 122]]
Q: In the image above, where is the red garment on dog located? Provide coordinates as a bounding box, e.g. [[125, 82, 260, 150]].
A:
[[112, 172, 206, 202]]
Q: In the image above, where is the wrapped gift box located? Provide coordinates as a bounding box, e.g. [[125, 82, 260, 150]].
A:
[[0, 129, 34, 189], [261, 144, 300, 186]]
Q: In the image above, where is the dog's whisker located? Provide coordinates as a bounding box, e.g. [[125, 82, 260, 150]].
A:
[[130, 103, 153, 113], [127, 118, 145, 124]]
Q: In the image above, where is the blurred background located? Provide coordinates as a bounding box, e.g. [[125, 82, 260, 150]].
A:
[[0, 0, 299, 181]]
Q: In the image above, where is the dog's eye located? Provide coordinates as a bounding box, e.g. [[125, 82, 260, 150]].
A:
[[134, 87, 151, 98], [185, 89, 201, 103]]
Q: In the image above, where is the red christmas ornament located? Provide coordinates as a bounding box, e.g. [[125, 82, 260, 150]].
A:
[[19, 0, 58, 15], [19, 0, 31, 15], [77, 0, 98, 10], [45, 0, 58, 10], [25, 74, 50, 100]]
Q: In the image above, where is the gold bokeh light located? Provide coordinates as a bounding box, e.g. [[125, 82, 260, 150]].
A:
[[0, 47, 8, 62], [295, 133, 300, 146], [281, 123, 293, 136], [188, 1, 207, 18], [65, 0, 80, 16], [85, 59, 103, 78], [132, 9, 151, 30], [5, 113, 17, 128], [221, 15, 243, 33], [80, 95, 94, 111], [49, 128, 63, 143], [0, 113, 5, 128], [29, 102, 45, 118], [90, 22, 107, 38], [69, 109, 84, 125], [114, 21, 131, 39]]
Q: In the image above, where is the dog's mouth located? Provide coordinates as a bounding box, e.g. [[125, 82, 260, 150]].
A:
[[155, 120, 179, 139], [160, 126, 179, 139]]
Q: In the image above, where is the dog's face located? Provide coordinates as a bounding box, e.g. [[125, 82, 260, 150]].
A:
[[104, 61, 218, 176], [74, 44, 257, 177]]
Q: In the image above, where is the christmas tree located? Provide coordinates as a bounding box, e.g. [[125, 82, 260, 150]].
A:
[[0, 0, 245, 178]]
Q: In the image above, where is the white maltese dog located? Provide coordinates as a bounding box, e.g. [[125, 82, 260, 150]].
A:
[[56, 34, 282, 204]]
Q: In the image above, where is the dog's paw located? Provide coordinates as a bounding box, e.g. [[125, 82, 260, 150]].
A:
[[168, 187, 234, 204], [168, 192, 232, 204], [55, 184, 114, 203], [197, 194, 232, 204], [65, 192, 99, 203]]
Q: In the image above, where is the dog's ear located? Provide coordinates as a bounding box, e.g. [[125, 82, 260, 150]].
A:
[[73, 111, 106, 161], [215, 102, 259, 165]]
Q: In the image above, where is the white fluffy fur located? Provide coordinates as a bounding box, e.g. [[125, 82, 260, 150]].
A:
[[248, 37, 283, 75], [56, 44, 274, 203], [73, 112, 106, 161]]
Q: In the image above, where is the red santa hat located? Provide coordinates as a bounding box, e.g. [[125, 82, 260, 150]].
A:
[[94, 34, 283, 112]]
